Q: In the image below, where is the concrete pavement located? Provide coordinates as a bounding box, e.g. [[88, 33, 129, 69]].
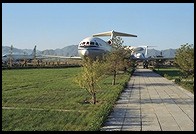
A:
[[101, 68, 194, 131]]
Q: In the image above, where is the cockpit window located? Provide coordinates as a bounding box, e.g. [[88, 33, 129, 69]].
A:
[[79, 41, 99, 47], [80, 42, 86, 47], [90, 42, 94, 45]]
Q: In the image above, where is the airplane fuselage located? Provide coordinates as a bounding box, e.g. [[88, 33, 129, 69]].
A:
[[2, 45, 36, 63], [2, 54, 34, 63], [78, 37, 112, 59]]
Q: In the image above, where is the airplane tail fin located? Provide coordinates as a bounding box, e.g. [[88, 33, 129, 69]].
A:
[[31, 45, 36, 58], [139, 45, 156, 57], [145, 46, 148, 57]]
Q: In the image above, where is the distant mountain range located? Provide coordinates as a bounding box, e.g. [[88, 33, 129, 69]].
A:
[[2, 45, 176, 58], [40, 45, 79, 57]]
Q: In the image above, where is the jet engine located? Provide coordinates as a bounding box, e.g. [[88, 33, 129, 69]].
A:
[[107, 39, 113, 45]]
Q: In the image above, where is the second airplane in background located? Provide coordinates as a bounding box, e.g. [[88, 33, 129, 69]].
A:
[[2, 45, 37, 63]]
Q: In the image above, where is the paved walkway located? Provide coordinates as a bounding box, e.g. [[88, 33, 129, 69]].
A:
[[101, 69, 194, 131]]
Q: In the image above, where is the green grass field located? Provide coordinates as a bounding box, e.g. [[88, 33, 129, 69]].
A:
[[154, 67, 181, 80], [154, 67, 194, 93], [2, 67, 130, 131]]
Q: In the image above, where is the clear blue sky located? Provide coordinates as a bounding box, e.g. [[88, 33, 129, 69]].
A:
[[2, 3, 194, 51]]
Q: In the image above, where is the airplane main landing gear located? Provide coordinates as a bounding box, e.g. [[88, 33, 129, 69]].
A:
[[143, 60, 148, 69]]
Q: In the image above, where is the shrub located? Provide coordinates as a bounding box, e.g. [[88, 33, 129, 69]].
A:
[[175, 78, 181, 84], [164, 74, 172, 80]]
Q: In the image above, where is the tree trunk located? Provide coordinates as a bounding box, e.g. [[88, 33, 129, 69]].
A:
[[91, 77, 96, 104], [112, 70, 116, 85], [92, 92, 96, 104]]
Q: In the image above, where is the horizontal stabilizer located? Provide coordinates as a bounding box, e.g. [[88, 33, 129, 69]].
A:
[[93, 30, 137, 38]]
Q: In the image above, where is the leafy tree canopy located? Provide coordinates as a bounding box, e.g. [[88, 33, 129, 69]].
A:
[[174, 43, 194, 77]]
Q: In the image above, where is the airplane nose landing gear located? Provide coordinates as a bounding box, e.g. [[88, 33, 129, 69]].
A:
[[143, 60, 149, 69]]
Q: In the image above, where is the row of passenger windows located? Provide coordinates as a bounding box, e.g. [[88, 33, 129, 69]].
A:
[[80, 41, 102, 46]]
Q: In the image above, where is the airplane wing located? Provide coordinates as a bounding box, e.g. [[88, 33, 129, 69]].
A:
[[36, 55, 82, 60], [148, 57, 175, 61], [130, 57, 174, 61], [93, 30, 137, 38]]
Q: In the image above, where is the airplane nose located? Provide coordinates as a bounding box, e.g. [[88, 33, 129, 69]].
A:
[[81, 49, 89, 56]]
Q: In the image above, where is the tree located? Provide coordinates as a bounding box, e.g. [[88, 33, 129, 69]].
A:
[[174, 43, 194, 79], [105, 49, 127, 85], [111, 36, 124, 49], [105, 37, 129, 85], [75, 57, 106, 104]]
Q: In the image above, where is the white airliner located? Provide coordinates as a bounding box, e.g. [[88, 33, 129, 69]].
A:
[[2, 46, 36, 63], [125, 45, 156, 60], [77, 30, 137, 59]]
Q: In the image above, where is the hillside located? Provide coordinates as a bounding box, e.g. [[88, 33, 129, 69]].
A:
[[41, 45, 79, 56], [2, 45, 176, 58]]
